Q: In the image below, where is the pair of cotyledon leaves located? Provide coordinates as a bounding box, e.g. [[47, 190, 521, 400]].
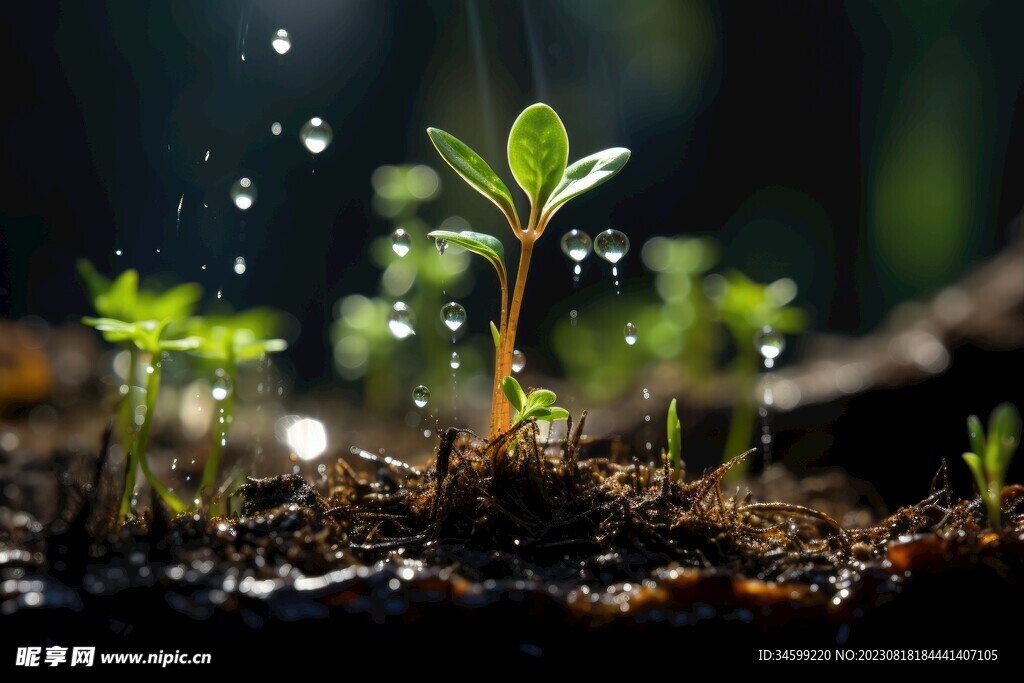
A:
[[425, 103, 630, 277]]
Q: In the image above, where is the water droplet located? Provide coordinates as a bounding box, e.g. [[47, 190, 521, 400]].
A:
[[511, 350, 526, 373], [560, 229, 592, 262], [412, 385, 430, 408], [115, 249, 123, 256], [435, 237, 447, 256], [233, 256, 247, 275], [271, 28, 291, 55], [204, 150, 211, 161], [624, 322, 638, 345], [231, 177, 257, 211], [216, 288, 223, 300], [391, 228, 411, 257], [280, 417, 327, 461], [271, 122, 282, 136], [300, 117, 333, 154], [449, 351, 461, 369], [211, 370, 233, 401], [440, 301, 466, 332], [595, 229, 630, 264], [755, 326, 785, 363], [387, 302, 415, 339]]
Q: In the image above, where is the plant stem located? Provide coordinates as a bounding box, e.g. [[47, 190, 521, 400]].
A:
[[133, 360, 187, 514], [723, 351, 758, 481], [494, 237, 535, 439], [487, 266, 510, 441], [118, 347, 138, 519], [200, 358, 236, 501]]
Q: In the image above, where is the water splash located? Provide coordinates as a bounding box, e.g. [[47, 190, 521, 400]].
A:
[[391, 228, 412, 257], [271, 29, 291, 55], [412, 385, 430, 408], [300, 117, 333, 154], [387, 302, 415, 339]]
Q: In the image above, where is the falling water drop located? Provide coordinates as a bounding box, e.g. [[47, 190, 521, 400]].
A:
[[115, 249, 123, 256], [449, 351, 461, 369], [391, 228, 412, 257], [755, 326, 785, 369], [594, 229, 630, 264], [440, 301, 466, 332], [230, 177, 257, 210], [560, 230, 592, 262], [271, 122, 282, 136], [216, 288, 223, 300], [624, 322, 638, 345], [233, 256, 247, 275], [511, 350, 526, 373], [271, 28, 291, 55], [387, 302, 416, 339], [412, 385, 431, 408], [435, 237, 448, 256], [211, 370, 233, 401], [300, 117, 333, 154]]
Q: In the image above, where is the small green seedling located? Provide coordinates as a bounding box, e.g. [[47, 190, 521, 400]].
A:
[[187, 310, 288, 500], [427, 103, 629, 442], [667, 398, 682, 481], [962, 403, 1021, 528], [502, 376, 569, 427], [79, 261, 202, 517]]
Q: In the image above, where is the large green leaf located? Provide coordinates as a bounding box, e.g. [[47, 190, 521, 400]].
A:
[[427, 128, 519, 228], [427, 230, 505, 270], [542, 147, 631, 220], [967, 414, 986, 458], [502, 375, 527, 412], [507, 104, 568, 212]]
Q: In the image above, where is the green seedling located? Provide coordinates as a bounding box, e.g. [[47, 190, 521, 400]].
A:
[[667, 398, 682, 480], [502, 376, 569, 427], [707, 270, 805, 474], [187, 310, 288, 502], [427, 103, 630, 442], [79, 261, 202, 517], [962, 403, 1021, 528]]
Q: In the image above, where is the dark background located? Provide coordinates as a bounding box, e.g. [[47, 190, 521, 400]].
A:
[[2, 0, 1023, 506]]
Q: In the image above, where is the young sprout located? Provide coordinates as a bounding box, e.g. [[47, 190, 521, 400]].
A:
[[79, 261, 201, 518], [501, 376, 569, 428], [667, 398, 682, 481], [962, 403, 1021, 528], [187, 310, 288, 503], [427, 103, 630, 443]]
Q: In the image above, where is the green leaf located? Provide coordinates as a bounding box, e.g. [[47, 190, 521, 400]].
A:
[[138, 282, 202, 322], [967, 414, 985, 459], [158, 336, 202, 351], [507, 103, 568, 212], [490, 321, 501, 349], [502, 375, 527, 412], [427, 230, 505, 268], [989, 403, 1021, 464], [542, 147, 631, 220], [427, 127, 519, 228], [962, 452, 987, 493], [544, 407, 569, 422], [667, 398, 681, 471], [527, 389, 557, 409]]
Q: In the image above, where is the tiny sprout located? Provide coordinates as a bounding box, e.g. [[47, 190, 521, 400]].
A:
[[962, 403, 1021, 528], [427, 103, 629, 444], [667, 398, 682, 481], [502, 376, 569, 428]]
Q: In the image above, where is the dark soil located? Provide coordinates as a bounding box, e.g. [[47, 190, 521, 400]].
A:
[[2, 418, 1024, 667]]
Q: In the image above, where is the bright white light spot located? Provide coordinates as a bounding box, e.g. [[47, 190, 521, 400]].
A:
[[283, 417, 328, 461]]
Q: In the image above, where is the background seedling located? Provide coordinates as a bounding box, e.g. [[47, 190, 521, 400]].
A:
[[962, 402, 1021, 527]]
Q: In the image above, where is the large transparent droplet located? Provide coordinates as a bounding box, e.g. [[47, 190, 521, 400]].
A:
[[624, 322, 638, 346], [594, 229, 630, 264], [271, 122, 282, 136], [230, 177, 257, 211], [560, 229, 592, 263], [300, 117, 333, 154], [449, 351, 461, 369], [755, 326, 785, 362], [271, 29, 291, 55], [391, 228, 412, 257], [233, 256, 247, 275], [388, 302, 416, 339], [211, 369, 233, 401], [440, 301, 466, 332], [412, 385, 430, 408], [435, 238, 447, 256], [511, 350, 526, 373]]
